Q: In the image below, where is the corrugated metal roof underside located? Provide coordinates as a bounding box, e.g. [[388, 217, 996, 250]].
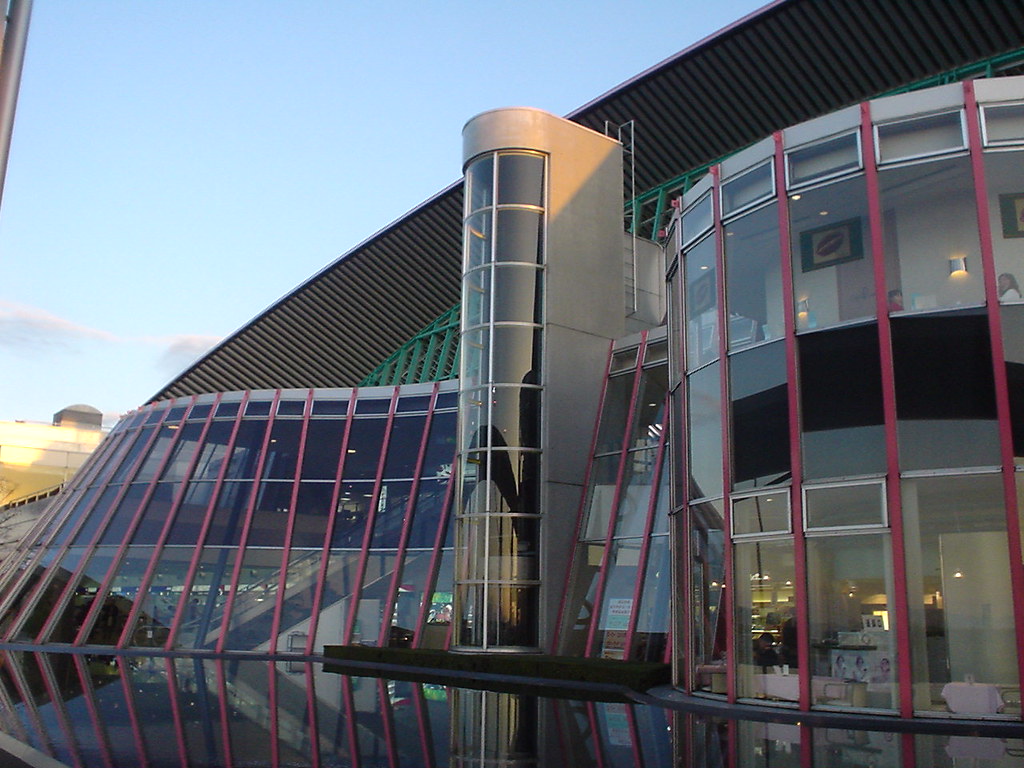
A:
[[153, 0, 1024, 402]]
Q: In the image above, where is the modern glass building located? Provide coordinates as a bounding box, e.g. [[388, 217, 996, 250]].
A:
[[3, 0, 1024, 726]]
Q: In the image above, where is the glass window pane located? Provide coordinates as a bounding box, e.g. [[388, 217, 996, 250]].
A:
[[489, 326, 540, 386], [732, 492, 790, 536], [383, 414, 428, 478], [300, 419, 346, 480], [983, 149, 1024, 303], [807, 533, 897, 710], [685, 234, 718, 370], [880, 156, 984, 312], [734, 539, 798, 700], [983, 102, 1024, 145], [466, 154, 494, 213], [730, 341, 789, 490], [722, 161, 773, 216], [260, 419, 303, 480], [596, 373, 634, 455], [494, 209, 543, 264], [790, 175, 875, 329], [682, 192, 713, 247], [901, 475, 1019, 715], [465, 211, 492, 270], [1001, 304, 1024, 462], [799, 324, 886, 480], [804, 482, 885, 529], [491, 265, 541, 323], [593, 539, 642, 659], [876, 111, 965, 163], [342, 418, 388, 480], [725, 203, 782, 350], [497, 153, 544, 206], [584, 455, 620, 540], [892, 311, 1000, 470], [687, 362, 723, 501], [690, 499, 726, 691], [630, 365, 667, 448], [788, 131, 860, 187]]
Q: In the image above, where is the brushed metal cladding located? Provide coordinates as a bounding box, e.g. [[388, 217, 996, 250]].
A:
[[152, 0, 1024, 403]]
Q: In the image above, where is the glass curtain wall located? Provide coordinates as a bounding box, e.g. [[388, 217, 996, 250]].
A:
[[669, 80, 1024, 720], [0, 386, 458, 655], [557, 333, 669, 661], [456, 151, 545, 650]]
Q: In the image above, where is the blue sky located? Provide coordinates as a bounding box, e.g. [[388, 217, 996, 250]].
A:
[[0, 0, 766, 427]]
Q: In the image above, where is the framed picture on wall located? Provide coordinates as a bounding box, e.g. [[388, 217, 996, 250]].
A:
[[800, 217, 864, 272], [998, 193, 1024, 238]]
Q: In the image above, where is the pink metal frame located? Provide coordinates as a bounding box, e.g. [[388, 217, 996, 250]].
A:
[[550, 341, 616, 653], [30, 404, 174, 643], [164, 392, 253, 649], [378, 382, 440, 647], [214, 390, 283, 653], [964, 80, 1024, 711], [343, 387, 400, 644], [268, 389, 315, 652], [622, 390, 669, 661], [411, 456, 457, 649], [774, 132, 811, 709], [861, 101, 915, 718], [584, 332, 649, 656], [304, 392, 357, 654], [73, 397, 200, 646], [115, 394, 222, 648]]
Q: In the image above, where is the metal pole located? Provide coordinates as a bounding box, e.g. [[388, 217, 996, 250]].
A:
[[0, 0, 31, 216]]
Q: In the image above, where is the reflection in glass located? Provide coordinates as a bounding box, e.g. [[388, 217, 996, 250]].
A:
[[799, 324, 886, 480], [687, 362, 723, 501], [730, 341, 789, 490], [892, 312, 999, 470], [684, 234, 718, 370]]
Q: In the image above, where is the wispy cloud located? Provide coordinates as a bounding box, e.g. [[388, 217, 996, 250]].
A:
[[0, 301, 221, 372], [0, 300, 116, 350], [154, 334, 221, 375]]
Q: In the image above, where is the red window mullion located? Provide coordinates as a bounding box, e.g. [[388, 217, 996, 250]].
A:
[[378, 382, 440, 647], [304, 394, 358, 655], [343, 387, 401, 644], [163, 392, 252, 650], [964, 80, 1024, 715], [268, 389, 315, 652], [623, 391, 669, 661], [32, 405, 173, 644], [585, 332, 649, 657], [862, 101, 915, 719], [74, 398, 197, 646], [551, 342, 615, 653], [117, 394, 221, 648], [775, 132, 811, 709], [411, 459, 457, 649], [214, 390, 282, 653]]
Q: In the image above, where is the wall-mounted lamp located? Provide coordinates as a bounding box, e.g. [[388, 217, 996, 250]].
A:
[[949, 255, 968, 276], [797, 298, 810, 315]]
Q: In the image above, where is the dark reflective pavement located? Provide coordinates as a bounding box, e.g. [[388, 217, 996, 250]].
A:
[[0, 650, 1020, 767]]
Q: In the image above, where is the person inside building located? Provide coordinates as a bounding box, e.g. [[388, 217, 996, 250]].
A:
[[753, 631, 779, 670], [999, 272, 1021, 301]]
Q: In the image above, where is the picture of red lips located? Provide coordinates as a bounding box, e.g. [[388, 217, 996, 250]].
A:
[[815, 230, 846, 257]]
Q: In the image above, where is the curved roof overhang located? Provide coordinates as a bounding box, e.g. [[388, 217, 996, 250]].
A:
[[153, 0, 1024, 402]]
